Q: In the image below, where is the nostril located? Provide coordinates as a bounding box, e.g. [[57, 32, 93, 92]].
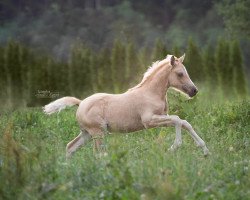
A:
[[193, 88, 198, 94]]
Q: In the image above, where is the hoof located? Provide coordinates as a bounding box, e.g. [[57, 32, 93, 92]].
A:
[[95, 152, 108, 158], [203, 148, 211, 157], [168, 145, 176, 152], [168, 142, 181, 152], [66, 152, 72, 160]]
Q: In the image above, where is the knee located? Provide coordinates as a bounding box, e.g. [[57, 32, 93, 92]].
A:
[[66, 140, 74, 150], [172, 115, 180, 120], [66, 141, 76, 153], [66, 144, 72, 158], [141, 115, 154, 128], [172, 115, 181, 125], [181, 120, 191, 129], [142, 121, 150, 129], [66, 143, 70, 151]]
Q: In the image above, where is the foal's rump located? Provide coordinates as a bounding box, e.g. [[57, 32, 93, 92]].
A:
[[76, 93, 110, 127]]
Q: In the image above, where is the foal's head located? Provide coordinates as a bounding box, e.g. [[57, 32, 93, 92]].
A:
[[168, 54, 198, 97]]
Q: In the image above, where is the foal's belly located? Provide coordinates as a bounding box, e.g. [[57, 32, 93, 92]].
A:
[[105, 105, 145, 133], [107, 118, 145, 133]]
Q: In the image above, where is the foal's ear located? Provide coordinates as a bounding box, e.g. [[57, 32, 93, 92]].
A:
[[170, 56, 175, 66], [179, 53, 185, 63]]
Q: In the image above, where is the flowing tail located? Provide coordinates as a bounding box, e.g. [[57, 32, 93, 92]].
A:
[[43, 96, 81, 115]]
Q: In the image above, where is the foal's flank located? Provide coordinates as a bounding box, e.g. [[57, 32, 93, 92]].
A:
[[44, 54, 210, 158]]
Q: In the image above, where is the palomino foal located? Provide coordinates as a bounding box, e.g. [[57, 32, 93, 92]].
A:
[[44, 54, 210, 158]]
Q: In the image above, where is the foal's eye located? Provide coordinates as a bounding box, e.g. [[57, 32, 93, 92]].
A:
[[177, 72, 183, 78]]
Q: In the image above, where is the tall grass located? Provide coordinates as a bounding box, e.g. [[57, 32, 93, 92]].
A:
[[0, 89, 249, 199]]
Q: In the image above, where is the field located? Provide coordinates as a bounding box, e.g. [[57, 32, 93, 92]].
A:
[[0, 90, 249, 200]]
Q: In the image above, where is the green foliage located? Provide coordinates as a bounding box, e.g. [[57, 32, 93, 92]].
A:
[[172, 45, 181, 58], [97, 48, 112, 92], [230, 40, 248, 96], [111, 40, 126, 92], [69, 43, 93, 97], [151, 39, 168, 61], [185, 38, 204, 81], [217, 0, 250, 38], [215, 38, 231, 95], [4, 41, 23, 107], [202, 44, 216, 88], [138, 47, 150, 73], [125, 42, 140, 87], [0, 46, 7, 106], [0, 38, 249, 109]]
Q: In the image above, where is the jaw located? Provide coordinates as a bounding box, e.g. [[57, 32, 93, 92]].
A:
[[170, 87, 191, 98], [188, 93, 196, 98]]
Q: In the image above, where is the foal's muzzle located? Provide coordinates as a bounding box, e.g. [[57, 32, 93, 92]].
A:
[[189, 87, 198, 97], [182, 85, 198, 97]]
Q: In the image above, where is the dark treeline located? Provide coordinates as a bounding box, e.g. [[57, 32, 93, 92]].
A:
[[0, 0, 223, 59], [0, 39, 247, 109]]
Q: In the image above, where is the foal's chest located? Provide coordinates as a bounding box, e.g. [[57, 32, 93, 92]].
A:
[[164, 97, 169, 114], [148, 99, 168, 115]]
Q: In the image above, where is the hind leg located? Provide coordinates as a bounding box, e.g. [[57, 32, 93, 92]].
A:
[[66, 130, 91, 159], [88, 128, 106, 154]]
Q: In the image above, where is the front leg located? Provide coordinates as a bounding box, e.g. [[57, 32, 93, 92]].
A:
[[181, 119, 210, 156], [143, 114, 210, 155], [143, 114, 183, 151], [169, 120, 182, 151]]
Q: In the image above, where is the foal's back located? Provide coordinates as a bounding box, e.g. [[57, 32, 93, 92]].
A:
[[76, 91, 145, 133]]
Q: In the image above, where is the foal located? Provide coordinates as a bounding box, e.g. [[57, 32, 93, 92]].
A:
[[44, 54, 210, 158]]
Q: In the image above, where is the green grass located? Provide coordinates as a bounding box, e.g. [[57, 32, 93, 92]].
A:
[[0, 91, 249, 200]]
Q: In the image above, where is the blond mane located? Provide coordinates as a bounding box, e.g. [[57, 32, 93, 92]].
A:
[[128, 55, 174, 91]]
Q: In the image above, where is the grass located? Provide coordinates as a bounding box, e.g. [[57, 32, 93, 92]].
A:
[[0, 90, 249, 200]]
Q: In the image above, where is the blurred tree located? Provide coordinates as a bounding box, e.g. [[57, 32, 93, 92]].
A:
[[89, 52, 98, 93], [27, 56, 44, 106], [215, 38, 231, 95], [111, 40, 126, 92], [69, 43, 92, 97], [185, 38, 204, 81], [230, 40, 247, 96], [137, 47, 150, 78], [151, 39, 168, 61], [172, 45, 181, 57], [19, 46, 33, 105], [0, 47, 7, 106], [97, 48, 112, 92], [4, 41, 24, 108], [202, 44, 216, 87], [125, 42, 139, 88]]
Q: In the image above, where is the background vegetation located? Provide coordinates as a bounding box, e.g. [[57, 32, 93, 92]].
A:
[[0, 37, 248, 109]]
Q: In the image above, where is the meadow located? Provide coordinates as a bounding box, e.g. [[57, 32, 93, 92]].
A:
[[0, 89, 249, 200]]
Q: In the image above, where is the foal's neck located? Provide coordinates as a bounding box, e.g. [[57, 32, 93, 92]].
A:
[[143, 63, 171, 99]]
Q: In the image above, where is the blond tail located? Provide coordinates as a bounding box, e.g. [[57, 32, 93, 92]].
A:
[[43, 97, 81, 115]]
